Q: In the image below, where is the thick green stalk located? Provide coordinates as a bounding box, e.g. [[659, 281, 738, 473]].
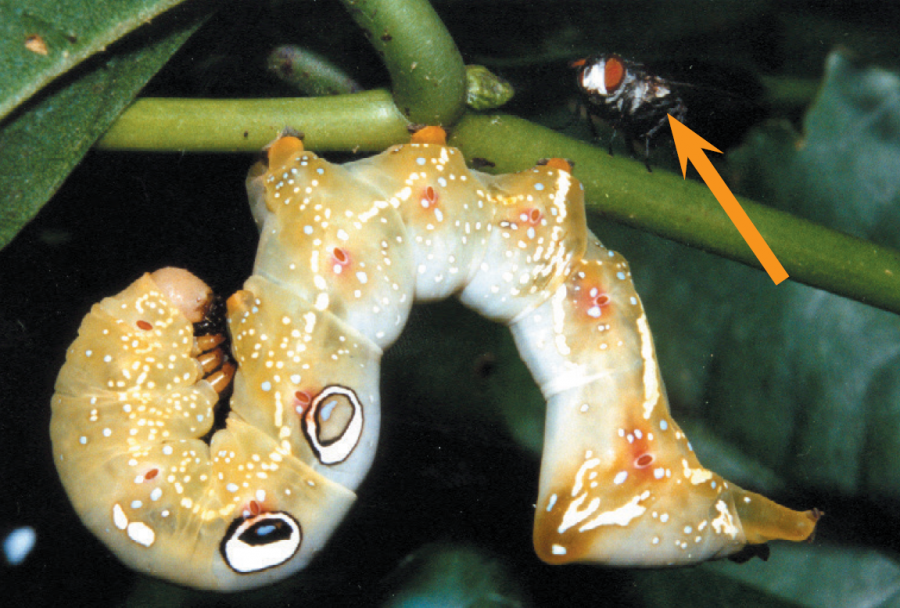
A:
[[96, 90, 409, 152], [97, 98, 900, 316], [450, 113, 900, 315], [338, 0, 467, 125]]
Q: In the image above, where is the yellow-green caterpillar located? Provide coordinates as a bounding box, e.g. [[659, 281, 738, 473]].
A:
[[51, 127, 818, 591]]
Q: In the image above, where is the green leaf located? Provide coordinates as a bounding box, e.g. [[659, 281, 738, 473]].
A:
[[637, 543, 900, 608], [706, 50, 900, 502], [701, 544, 900, 608], [0, 0, 188, 121], [0, 3, 208, 250]]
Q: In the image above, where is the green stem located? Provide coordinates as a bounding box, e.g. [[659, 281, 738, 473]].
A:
[[97, 98, 900, 316], [338, 0, 467, 126], [96, 90, 409, 152], [450, 113, 900, 315]]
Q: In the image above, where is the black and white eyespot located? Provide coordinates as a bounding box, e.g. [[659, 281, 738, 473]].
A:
[[220, 512, 302, 574], [302, 385, 364, 465]]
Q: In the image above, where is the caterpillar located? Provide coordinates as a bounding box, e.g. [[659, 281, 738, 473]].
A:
[[51, 126, 819, 591]]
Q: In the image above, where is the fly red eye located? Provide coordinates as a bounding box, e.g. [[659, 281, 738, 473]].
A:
[[605, 57, 625, 91]]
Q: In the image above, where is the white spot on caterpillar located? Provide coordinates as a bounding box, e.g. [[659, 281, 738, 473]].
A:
[[637, 314, 660, 419], [112, 504, 128, 530], [613, 471, 628, 485], [579, 492, 648, 531], [127, 522, 155, 547], [711, 500, 739, 537], [551, 544, 567, 555]]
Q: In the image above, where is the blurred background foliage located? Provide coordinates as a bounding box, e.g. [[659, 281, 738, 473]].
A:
[[2, 0, 900, 606]]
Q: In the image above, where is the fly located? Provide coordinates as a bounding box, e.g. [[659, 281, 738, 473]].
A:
[[572, 54, 686, 171], [572, 54, 763, 172]]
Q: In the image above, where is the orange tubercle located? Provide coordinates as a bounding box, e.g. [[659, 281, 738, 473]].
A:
[[268, 136, 305, 170], [410, 126, 447, 146], [543, 158, 573, 174]]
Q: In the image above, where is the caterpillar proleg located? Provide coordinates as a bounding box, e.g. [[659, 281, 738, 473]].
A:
[[51, 127, 818, 591]]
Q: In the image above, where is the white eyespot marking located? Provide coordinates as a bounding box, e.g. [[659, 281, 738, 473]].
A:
[[302, 385, 364, 465], [221, 512, 302, 573]]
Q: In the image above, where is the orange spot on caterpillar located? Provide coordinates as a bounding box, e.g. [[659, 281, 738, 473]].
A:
[[634, 453, 654, 468], [519, 208, 543, 225], [605, 56, 625, 91], [331, 247, 351, 270], [136, 320, 153, 330], [572, 279, 612, 319], [294, 390, 313, 414], [619, 427, 661, 481], [421, 186, 439, 209], [144, 468, 159, 480], [569, 57, 587, 68], [410, 126, 447, 146], [248, 500, 261, 516]]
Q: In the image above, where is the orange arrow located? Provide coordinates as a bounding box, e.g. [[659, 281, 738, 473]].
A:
[[667, 114, 788, 285]]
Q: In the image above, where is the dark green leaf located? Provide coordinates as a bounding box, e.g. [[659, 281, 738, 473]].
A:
[[0, 0, 188, 120], [0, 3, 208, 250]]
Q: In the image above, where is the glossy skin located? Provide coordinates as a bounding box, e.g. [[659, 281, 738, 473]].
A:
[[51, 129, 817, 591]]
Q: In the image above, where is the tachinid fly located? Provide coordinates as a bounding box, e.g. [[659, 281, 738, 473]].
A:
[[572, 53, 762, 171]]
